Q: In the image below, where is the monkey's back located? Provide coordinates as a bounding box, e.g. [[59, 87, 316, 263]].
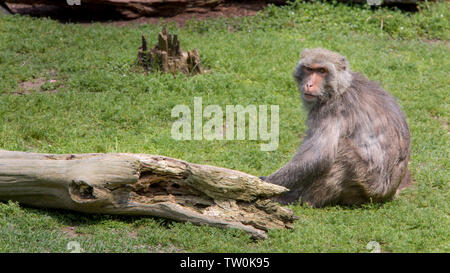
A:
[[336, 72, 411, 201]]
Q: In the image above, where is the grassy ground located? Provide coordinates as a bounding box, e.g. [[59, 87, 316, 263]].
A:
[[0, 1, 448, 252]]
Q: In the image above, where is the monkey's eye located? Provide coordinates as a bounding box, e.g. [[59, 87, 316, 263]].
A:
[[318, 68, 327, 74], [303, 66, 313, 73]]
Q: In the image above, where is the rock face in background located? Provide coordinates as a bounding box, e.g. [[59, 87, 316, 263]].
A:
[[2, 0, 421, 19]]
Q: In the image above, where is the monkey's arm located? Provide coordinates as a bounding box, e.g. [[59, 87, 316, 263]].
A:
[[267, 119, 340, 189]]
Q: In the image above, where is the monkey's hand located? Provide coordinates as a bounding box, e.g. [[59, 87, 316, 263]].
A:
[[259, 176, 268, 181]]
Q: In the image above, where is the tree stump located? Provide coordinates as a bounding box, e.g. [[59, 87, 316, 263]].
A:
[[138, 28, 204, 75], [0, 150, 297, 239]]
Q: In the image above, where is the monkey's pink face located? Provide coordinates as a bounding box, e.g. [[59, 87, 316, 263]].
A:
[[300, 64, 328, 102]]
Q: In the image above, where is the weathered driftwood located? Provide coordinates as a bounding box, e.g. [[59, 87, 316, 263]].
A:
[[0, 150, 296, 239], [138, 28, 204, 75]]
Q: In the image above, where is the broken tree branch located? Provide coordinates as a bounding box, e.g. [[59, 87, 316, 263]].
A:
[[0, 150, 296, 239]]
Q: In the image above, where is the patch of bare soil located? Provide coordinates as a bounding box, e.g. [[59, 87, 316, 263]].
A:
[[12, 71, 60, 95], [62, 226, 80, 237], [6, 2, 268, 26], [423, 39, 450, 48]]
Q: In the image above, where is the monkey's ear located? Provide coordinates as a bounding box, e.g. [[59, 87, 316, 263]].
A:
[[340, 57, 349, 71]]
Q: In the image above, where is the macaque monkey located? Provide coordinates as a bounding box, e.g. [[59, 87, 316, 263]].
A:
[[261, 48, 411, 207]]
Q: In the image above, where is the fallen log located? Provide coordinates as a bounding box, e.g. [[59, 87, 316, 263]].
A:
[[0, 2, 12, 15], [4, 0, 224, 18], [0, 150, 296, 239]]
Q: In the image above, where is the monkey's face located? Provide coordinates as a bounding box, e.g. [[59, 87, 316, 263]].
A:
[[300, 64, 329, 101], [294, 63, 333, 104], [294, 48, 353, 106]]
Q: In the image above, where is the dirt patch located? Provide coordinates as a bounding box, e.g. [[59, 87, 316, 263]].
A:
[[10, 69, 60, 95], [423, 39, 450, 48], [6, 2, 268, 26], [62, 226, 80, 237], [128, 230, 138, 239], [17, 78, 46, 94], [12, 77, 59, 95]]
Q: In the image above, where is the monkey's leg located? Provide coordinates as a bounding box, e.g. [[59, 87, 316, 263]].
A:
[[272, 187, 303, 205], [298, 181, 343, 208], [299, 181, 364, 208], [271, 178, 349, 207], [397, 169, 412, 191], [297, 161, 371, 207]]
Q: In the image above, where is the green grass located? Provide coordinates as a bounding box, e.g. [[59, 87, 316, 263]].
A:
[[0, 0, 449, 252]]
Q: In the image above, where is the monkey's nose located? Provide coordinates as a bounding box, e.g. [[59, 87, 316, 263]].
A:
[[304, 84, 315, 93]]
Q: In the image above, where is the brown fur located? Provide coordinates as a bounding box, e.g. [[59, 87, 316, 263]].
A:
[[264, 48, 411, 207]]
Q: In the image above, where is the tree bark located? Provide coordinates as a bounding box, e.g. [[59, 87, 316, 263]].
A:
[[138, 28, 204, 75], [4, 0, 224, 18], [3, 1, 421, 19], [0, 2, 12, 15], [0, 150, 296, 239]]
